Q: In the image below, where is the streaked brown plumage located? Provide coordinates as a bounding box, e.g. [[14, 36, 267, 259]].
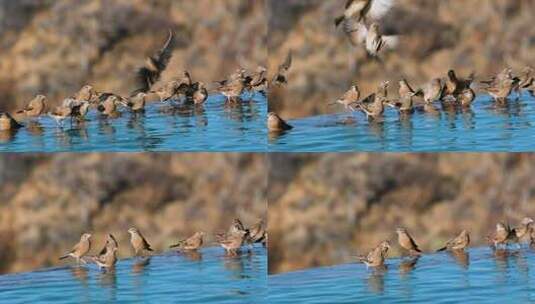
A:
[[170, 232, 205, 251], [356, 240, 390, 267], [458, 88, 476, 107], [396, 227, 422, 256], [193, 82, 208, 105], [365, 23, 384, 57], [17, 95, 47, 117], [512, 217, 534, 244], [133, 29, 176, 94], [0, 112, 22, 131], [247, 219, 267, 244], [271, 50, 292, 87], [59, 233, 92, 264], [98, 95, 120, 117], [437, 230, 470, 252], [74, 85, 98, 103], [93, 246, 117, 270], [268, 112, 293, 132], [218, 229, 247, 255], [128, 227, 153, 256], [98, 233, 119, 257], [484, 78, 516, 102], [332, 85, 360, 110], [125, 92, 146, 112], [422, 78, 443, 103], [356, 81, 389, 119], [444, 70, 473, 97], [48, 100, 74, 126], [487, 222, 513, 248], [334, 0, 372, 27]]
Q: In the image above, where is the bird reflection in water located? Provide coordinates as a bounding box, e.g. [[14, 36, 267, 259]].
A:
[[132, 257, 151, 274], [181, 250, 203, 262], [70, 266, 89, 286], [26, 121, 44, 136], [365, 265, 387, 294], [399, 256, 419, 276], [0, 129, 18, 142], [450, 250, 470, 269]]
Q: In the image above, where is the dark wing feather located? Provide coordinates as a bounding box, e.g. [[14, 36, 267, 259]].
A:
[[279, 50, 292, 72], [132, 29, 176, 95]]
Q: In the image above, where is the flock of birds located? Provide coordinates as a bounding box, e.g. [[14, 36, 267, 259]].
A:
[[267, 0, 535, 133], [0, 29, 269, 132], [59, 218, 266, 271], [356, 218, 535, 268]]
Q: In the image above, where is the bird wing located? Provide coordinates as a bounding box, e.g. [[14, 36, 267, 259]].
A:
[[133, 29, 176, 94], [279, 50, 292, 72], [344, 19, 367, 46], [368, 0, 395, 20]]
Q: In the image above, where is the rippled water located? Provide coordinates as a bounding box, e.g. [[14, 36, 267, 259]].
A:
[[0, 245, 267, 303], [0, 93, 266, 152], [269, 93, 535, 152], [269, 246, 535, 303]]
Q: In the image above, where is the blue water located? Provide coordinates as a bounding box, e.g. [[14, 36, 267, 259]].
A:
[[269, 246, 535, 303], [269, 92, 535, 152], [0, 93, 266, 152], [0, 245, 267, 303]]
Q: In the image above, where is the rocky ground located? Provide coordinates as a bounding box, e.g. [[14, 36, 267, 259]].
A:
[[268, 153, 535, 274], [0, 0, 266, 112], [268, 0, 535, 117], [0, 153, 266, 274]]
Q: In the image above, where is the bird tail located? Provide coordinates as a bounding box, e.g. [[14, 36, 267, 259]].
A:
[[436, 246, 447, 252], [410, 249, 422, 256], [16, 110, 24, 114], [414, 89, 424, 97], [169, 241, 184, 249], [334, 16, 345, 27], [59, 254, 69, 260]]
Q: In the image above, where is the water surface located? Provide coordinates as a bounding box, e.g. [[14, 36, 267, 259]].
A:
[[269, 93, 535, 152], [0, 93, 266, 152], [269, 246, 535, 303], [0, 245, 267, 303]]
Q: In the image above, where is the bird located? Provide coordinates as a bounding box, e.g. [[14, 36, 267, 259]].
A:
[[398, 79, 422, 99], [365, 23, 385, 57], [98, 233, 119, 257], [334, 0, 372, 27], [124, 92, 146, 112], [0, 112, 22, 131], [220, 77, 244, 103], [268, 112, 293, 132], [247, 219, 267, 244], [48, 100, 74, 127], [247, 66, 268, 92], [444, 70, 473, 97], [480, 67, 513, 88], [512, 217, 534, 244], [128, 227, 153, 256], [97, 95, 120, 117], [192, 82, 208, 105], [356, 240, 390, 268], [169, 232, 205, 251], [436, 230, 470, 252], [487, 222, 513, 249], [16, 95, 48, 118], [517, 67, 534, 92], [396, 227, 422, 256], [70, 100, 91, 121], [422, 78, 443, 104], [132, 29, 176, 95], [59, 233, 92, 264], [458, 88, 476, 108], [484, 78, 517, 102], [218, 229, 247, 255], [93, 246, 118, 270], [356, 81, 389, 120], [73, 85, 98, 103], [331, 85, 360, 110], [271, 50, 292, 87]]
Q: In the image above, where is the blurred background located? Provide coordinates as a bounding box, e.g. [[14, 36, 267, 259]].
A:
[[268, 0, 535, 117], [268, 153, 535, 274], [0, 0, 266, 112], [0, 153, 266, 274]]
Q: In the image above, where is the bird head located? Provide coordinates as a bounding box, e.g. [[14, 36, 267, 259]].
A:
[[82, 233, 92, 240], [521, 217, 534, 226], [128, 227, 139, 235], [396, 227, 407, 234]]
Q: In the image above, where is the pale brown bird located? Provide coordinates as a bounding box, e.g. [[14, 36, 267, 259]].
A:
[[331, 85, 360, 110], [170, 232, 205, 251], [518, 67, 534, 90], [357, 81, 389, 119], [128, 227, 154, 256], [98, 233, 119, 257], [248, 66, 268, 92], [247, 219, 267, 244], [398, 79, 422, 99], [59, 233, 92, 264], [220, 78, 244, 103], [444, 70, 473, 97], [334, 0, 372, 26], [356, 240, 390, 268], [487, 222, 513, 249], [133, 29, 176, 94], [268, 112, 293, 132], [365, 23, 385, 57], [484, 79, 517, 102], [271, 50, 292, 87], [0, 112, 22, 131], [193, 82, 208, 105], [437, 230, 470, 252], [74, 85, 98, 103], [16, 95, 48, 117], [48, 100, 74, 126], [124, 92, 146, 112], [512, 217, 534, 244], [396, 227, 422, 256], [98, 95, 120, 117], [458, 88, 476, 108], [480, 67, 513, 88], [93, 247, 118, 270], [218, 229, 247, 255], [422, 78, 443, 103]]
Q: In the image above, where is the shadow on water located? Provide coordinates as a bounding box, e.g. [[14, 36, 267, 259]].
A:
[[268, 246, 535, 304], [0, 245, 266, 304], [269, 93, 535, 152], [0, 93, 266, 152]]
